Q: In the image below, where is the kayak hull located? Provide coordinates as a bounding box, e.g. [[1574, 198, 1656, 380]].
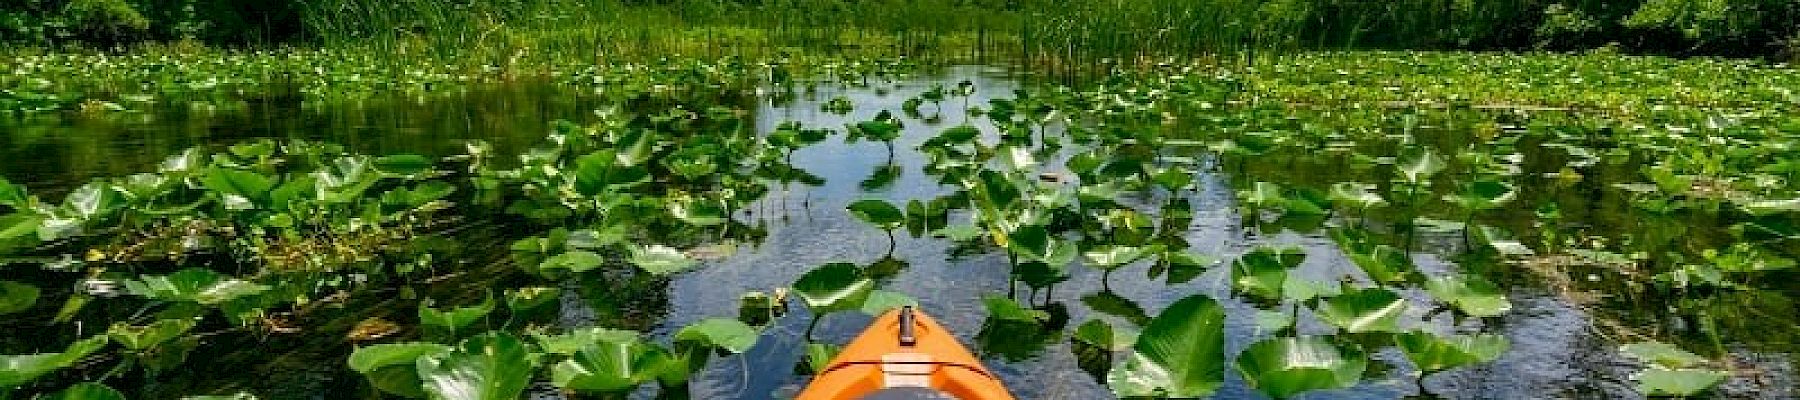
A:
[[797, 308, 1015, 400]]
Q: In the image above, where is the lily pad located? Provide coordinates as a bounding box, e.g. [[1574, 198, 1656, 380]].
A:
[[1634, 368, 1727, 397], [417, 333, 531, 400], [0, 335, 110, 388], [348, 343, 451, 398], [629, 245, 698, 275], [125, 268, 269, 305], [42, 382, 125, 400], [0, 280, 39, 315], [1314, 287, 1407, 334], [859, 290, 919, 316], [551, 331, 673, 393], [674, 318, 759, 354], [1620, 341, 1708, 369], [1105, 295, 1226, 398], [847, 199, 905, 230], [1394, 331, 1508, 373], [1232, 246, 1306, 301], [1424, 275, 1512, 317], [983, 295, 1049, 323], [1235, 336, 1366, 399], [792, 263, 875, 315]]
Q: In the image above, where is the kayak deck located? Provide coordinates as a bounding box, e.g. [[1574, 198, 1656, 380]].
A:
[[797, 307, 1015, 400]]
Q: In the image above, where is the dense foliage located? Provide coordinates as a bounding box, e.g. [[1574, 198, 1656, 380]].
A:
[[3, 0, 1798, 61]]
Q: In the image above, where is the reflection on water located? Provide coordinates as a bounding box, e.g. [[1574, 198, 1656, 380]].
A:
[[2, 65, 1788, 399]]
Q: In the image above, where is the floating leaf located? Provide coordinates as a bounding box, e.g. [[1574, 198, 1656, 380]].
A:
[[1397, 148, 1446, 184], [804, 343, 841, 374], [1314, 287, 1407, 334], [41, 382, 125, 400], [551, 331, 672, 393], [1394, 331, 1508, 373], [983, 295, 1048, 323], [1106, 295, 1226, 398], [1235, 336, 1366, 399], [846, 199, 905, 230], [1620, 341, 1708, 369], [417, 333, 530, 400], [792, 263, 874, 315], [1447, 179, 1517, 211], [1635, 368, 1727, 397], [125, 268, 269, 305], [1330, 228, 1417, 284], [418, 295, 494, 339], [0, 335, 109, 388], [629, 245, 698, 275], [1329, 182, 1386, 209], [539, 250, 605, 273], [1232, 247, 1306, 301], [0, 280, 39, 315], [535, 328, 640, 356], [64, 183, 121, 219], [1082, 291, 1150, 327], [1424, 275, 1512, 317], [0, 177, 25, 208], [108, 319, 195, 351], [574, 149, 649, 195], [1074, 319, 1137, 352], [1084, 245, 1160, 271], [348, 343, 451, 398], [859, 290, 918, 316], [201, 169, 273, 203], [674, 318, 759, 354], [373, 154, 436, 176]]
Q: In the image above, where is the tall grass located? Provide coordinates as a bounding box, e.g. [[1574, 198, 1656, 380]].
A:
[[287, 0, 1800, 75]]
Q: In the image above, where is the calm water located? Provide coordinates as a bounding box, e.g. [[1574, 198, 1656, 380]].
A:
[[1, 66, 1791, 399]]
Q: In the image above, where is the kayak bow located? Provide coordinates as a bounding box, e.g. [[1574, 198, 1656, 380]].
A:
[[797, 307, 1015, 400]]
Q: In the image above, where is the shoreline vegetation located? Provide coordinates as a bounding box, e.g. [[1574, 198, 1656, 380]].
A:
[[1, 1, 1797, 399]]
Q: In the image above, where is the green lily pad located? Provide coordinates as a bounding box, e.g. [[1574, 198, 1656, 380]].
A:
[[1635, 368, 1727, 397], [551, 331, 673, 393], [0, 280, 40, 315], [0, 335, 110, 388], [1314, 287, 1407, 334], [1398, 148, 1446, 184], [983, 295, 1049, 323], [417, 333, 531, 400], [42, 382, 125, 400], [847, 199, 905, 230], [1232, 246, 1306, 301], [539, 250, 605, 273], [1084, 245, 1161, 270], [1620, 341, 1708, 369], [108, 319, 196, 351], [629, 245, 698, 275], [125, 268, 269, 305], [674, 318, 760, 354], [792, 263, 875, 315], [859, 290, 919, 316], [348, 342, 451, 398], [1394, 331, 1508, 373], [1106, 295, 1226, 398], [418, 294, 494, 339], [1424, 275, 1512, 317], [1235, 336, 1366, 399]]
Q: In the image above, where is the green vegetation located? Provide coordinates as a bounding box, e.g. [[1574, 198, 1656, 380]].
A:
[[2, 0, 1798, 399]]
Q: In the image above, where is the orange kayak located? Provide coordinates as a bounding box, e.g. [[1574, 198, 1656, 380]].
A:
[[797, 307, 1016, 400]]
